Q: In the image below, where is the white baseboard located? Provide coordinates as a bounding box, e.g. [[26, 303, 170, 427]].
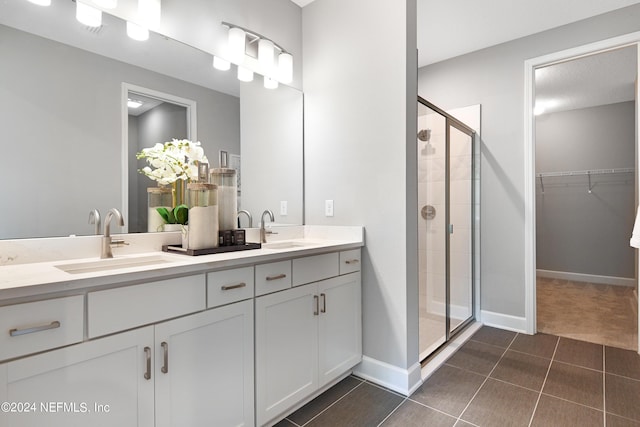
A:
[[353, 356, 422, 396], [480, 310, 527, 333], [537, 269, 635, 287]]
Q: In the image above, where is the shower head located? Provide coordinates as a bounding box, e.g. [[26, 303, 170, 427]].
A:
[[417, 129, 431, 142]]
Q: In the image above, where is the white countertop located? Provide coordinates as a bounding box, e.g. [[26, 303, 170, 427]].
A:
[[0, 226, 364, 302]]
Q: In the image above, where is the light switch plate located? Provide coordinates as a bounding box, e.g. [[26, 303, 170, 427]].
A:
[[280, 201, 288, 216], [325, 200, 334, 217]]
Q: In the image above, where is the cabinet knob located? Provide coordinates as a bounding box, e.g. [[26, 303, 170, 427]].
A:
[[345, 259, 359, 265], [320, 293, 326, 313], [266, 273, 287, 281]]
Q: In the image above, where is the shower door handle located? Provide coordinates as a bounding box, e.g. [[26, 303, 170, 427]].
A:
[[448, 224, 454, 234]]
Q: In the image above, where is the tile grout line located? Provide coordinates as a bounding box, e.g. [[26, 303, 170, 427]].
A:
[[454, 332, 519, 425], [527, 335, 560, 427], [602, 346, 606, 427], [375, 397, 407, 427], [298, 380, 365, 427]]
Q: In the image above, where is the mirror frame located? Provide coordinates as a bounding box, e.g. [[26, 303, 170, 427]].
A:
[[121, 83, 198, 233]]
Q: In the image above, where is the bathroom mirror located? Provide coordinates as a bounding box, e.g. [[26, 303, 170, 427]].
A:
[[0, 0, 303, 240]]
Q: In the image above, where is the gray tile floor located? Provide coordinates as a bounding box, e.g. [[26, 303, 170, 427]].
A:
[[274, 326, 640, 427]]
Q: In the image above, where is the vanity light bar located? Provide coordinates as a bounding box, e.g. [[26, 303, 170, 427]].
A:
[[217, 21, 293, 87]]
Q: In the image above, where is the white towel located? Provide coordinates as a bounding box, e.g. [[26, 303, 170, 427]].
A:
[[631, 206, 640, 248]]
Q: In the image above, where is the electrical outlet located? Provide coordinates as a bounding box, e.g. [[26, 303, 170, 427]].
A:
[[325, 200, 334, 217], [280, 201, 288, 216]]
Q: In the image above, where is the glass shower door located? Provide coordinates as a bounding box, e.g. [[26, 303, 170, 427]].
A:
[[418, 98, 475, 361], [448, 124, 473, 334], [418, 102, 447, 359]]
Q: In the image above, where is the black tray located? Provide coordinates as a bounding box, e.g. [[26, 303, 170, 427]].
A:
[[162, 242, 261, 256]]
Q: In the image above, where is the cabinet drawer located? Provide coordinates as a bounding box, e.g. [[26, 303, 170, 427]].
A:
[[88, 275, 206, 338], [255, 260, 292, 296], [292, 253, 339, 286], [340, 249, 361, 275], [207, 266, 255, 308], [0, 295, 84, 361]]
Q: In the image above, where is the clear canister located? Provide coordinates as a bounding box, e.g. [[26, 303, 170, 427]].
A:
[[147, 186, 173, 232], [210, 168, 238, 231], [186, 183, 218, 249]]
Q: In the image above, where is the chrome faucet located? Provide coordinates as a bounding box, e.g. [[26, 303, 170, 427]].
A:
[[101, 208, 125, 259], [89, 209, 101, 235], [260, 209, 275, 243], [237, 210, 253, 228]]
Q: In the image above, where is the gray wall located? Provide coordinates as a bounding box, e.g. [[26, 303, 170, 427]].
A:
[[0, 24, 239, 239], [536, 102, 635, 278], [240, 78, 304, 225], [303, 0, 419, 387], [418, 4, 640, 318], [130, 103, 188, 233]]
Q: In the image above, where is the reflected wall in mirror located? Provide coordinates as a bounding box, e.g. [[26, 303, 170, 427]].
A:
[[125, 86, 192, 233], [0, 0, 303, 240]]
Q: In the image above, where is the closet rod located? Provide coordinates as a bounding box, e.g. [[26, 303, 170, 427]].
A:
[[537, 167, 634, 178]]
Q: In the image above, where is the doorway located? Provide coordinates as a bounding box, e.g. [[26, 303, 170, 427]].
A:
[[524, 34, 640, 352], [121, 83, 197, 233], [417, 97, 477, 361]]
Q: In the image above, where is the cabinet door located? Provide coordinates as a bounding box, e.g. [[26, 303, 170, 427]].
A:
[[0, 327, 154, 427], [318, 272, 362, 387], [154, 300, 254, 427], [255, 284, 318, 426]]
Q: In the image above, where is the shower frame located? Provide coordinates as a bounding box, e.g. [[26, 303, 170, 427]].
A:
[[417, 96, 478, 361]]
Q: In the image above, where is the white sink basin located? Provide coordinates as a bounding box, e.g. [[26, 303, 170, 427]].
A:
[[55, 255, 174, 274], [263, 241, 311, 250]]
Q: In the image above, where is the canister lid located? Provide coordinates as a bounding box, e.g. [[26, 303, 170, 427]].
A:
[[210, 168, 237, 176], [187, 183, 217, 190], [147, 186, 172, 194]]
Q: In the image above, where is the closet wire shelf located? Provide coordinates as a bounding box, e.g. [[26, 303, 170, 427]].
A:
[[537, 167, 634, 194]]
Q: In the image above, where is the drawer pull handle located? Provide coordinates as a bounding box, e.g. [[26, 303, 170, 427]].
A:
[[313, 295, 319, 316], [9, 321, 61, 337], [266, 273, 287, 281], [144, 347, 152, 380], [161, 342, 169, 374], [221, 282, 247, 291], [320, 293, 326, 313], [345, 259, 360, 265]]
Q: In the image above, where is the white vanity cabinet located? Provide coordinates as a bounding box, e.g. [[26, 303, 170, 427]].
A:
[[0, 326, 155, 427], [154, 299, 254, 427], [255, 251, 361, 427], [0, 240, 363, 427]]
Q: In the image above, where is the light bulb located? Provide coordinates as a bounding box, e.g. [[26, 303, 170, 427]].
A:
[[139, 0, 161, 31], [278, 52, 293, 84], [264, 76, 278, 89], [237, 66, 253, 82], [213, 56, 231, 71], [127, 21, 149, 41], [76, 2, 102, 27], [258, 39, 275, 72], [228, 27, 246, 64]]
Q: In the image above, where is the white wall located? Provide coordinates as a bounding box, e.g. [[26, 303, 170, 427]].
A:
[[418, 4, 640, 322], [303, 0, 420, 394]]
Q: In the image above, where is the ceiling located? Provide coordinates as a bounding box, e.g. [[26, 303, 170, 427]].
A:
[[291, 0, 640, 67], [535, 46, 637, 115], [291, 0, 639, 114]]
